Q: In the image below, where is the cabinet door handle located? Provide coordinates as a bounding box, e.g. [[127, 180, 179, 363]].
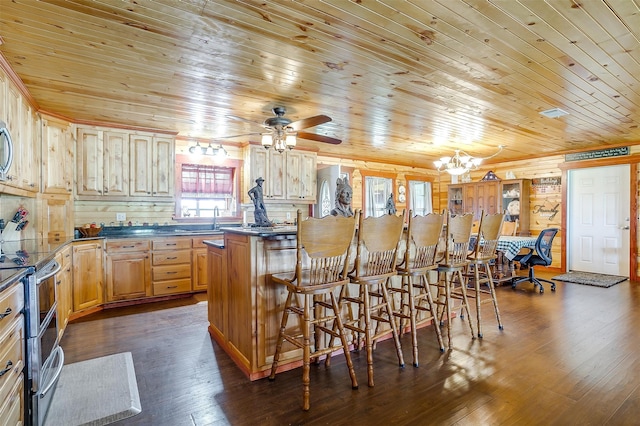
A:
[[0, 307, 12, 320], [0, 360, 13, 377], [166, 243, 177, 246], [167, 285, 178, 289], [166, 271, 177, 274], [123, 245, 136, 248], [167, 256, 177, 260]]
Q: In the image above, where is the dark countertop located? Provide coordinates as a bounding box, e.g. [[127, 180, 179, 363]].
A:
[[220, 226, 297, 239], [0, 266, 31, 292]]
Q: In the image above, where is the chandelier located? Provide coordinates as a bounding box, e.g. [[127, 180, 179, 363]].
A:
[[261, 126, 297, 153], [189, 141, 228, 158], [434, 146, 504, 175]]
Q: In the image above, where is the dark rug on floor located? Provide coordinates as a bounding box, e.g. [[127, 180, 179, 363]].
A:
[[551, 271, 627, 288]]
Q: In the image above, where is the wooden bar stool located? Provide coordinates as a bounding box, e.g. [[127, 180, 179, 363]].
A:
[[390, 210, 446, 367], [269, 210, 359, 411], [463, 211, 505, 338], [339, 212, 405, 387], [434, 212, 475, 348]]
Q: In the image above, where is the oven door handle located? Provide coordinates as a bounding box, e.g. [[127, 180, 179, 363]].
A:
[[40, 346, 64, 398], [36, 260, 61, 284]]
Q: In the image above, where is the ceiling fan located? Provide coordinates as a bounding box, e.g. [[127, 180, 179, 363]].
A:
[[224, 106, 342, 149]]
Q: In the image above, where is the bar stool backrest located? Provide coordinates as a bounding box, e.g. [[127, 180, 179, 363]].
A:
[[444, 212, 474, 266], [402, 211, 445, 270], [352, 213, 404, 279], [470, 211, 505, 261], [296, 209, 358, 287]]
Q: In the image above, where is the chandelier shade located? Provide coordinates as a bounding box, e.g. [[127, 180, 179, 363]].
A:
[[434, 146, 503, 175]]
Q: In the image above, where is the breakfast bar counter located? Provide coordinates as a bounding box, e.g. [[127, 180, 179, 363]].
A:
[[205, 226, 303, 380]]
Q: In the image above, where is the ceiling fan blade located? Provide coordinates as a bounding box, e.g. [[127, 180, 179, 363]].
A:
[[288, 115, 332, 130], [297, 131, 342, 145], [216, 132, 261, 139], [226, 115, 265, 128]]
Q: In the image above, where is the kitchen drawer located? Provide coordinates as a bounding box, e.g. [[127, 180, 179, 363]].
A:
[[57, 244, 73, 268], [153, 278, 192, 296], [106, 239, 150, 253], [152, 249, 191, 266], [152, 238, 191, 251], [0, 372, 23, 426], [0, 317, 24, 408], [152, 264, 191, 281], [0, 282, 24, 333]]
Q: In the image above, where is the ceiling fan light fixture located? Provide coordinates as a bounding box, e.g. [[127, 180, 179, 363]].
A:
[[261, 133, 273, 149]]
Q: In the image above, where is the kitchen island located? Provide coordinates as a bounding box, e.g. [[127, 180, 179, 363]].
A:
[[205, 226, 304, 380]]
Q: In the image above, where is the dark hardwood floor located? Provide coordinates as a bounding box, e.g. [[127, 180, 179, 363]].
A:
[[59, 272, 640, 425]]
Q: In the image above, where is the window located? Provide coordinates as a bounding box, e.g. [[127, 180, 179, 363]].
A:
[[406, 175, 434, 216], [175, 154, 241, 221], [364, 175, 393, 218]]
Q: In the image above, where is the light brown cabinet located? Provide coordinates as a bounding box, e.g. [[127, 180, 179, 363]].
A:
[[55, 245, 73, 340], [151, 238, 192, 295], [207, 232, 299, 380], [285, 150, 317, 201], [129, 134, 174, 198], [192, 237, 210, 292], [501, 179, 531, 236], [104, 239, 151, 302], [447, 180, 500, 219], [72, 241, 104, 312], [76, 127, 129, 198], [3, 77, 39, 192], [244, 145, 317, 203], [0, 280, 25, 426], [37, 193, 73, 241], [76, 126, 174, 200], [41, 117, 73, 194]]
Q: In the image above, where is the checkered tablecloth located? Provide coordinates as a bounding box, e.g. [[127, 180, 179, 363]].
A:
[[497, 236, 537, 260]]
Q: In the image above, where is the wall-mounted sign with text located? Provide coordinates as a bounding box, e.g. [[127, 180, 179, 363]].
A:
[[565, 146, 629, 162], [532, 176, 561, 195]]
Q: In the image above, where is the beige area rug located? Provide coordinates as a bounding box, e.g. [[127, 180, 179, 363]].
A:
[[45, 352, 141, 426], [551, 271, 627, 288]]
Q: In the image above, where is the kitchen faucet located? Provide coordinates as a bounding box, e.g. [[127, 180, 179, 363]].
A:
[[213, 206, 220, 230]]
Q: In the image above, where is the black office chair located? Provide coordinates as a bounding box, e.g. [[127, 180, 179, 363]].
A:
[[511, 228, 559, 293]]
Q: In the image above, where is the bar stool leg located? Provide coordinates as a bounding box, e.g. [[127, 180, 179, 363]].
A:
[[269, 292, 293, 380]]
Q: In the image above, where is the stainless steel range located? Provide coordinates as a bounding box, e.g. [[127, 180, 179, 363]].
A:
[[25, 257, 64, 426]]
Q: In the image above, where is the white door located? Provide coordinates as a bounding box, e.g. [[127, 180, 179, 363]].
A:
[[568, 165, 630, 276]]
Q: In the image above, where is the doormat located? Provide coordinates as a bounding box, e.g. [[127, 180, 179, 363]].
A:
[[45, 352, 141, 426], [551, 271, 627, 288]]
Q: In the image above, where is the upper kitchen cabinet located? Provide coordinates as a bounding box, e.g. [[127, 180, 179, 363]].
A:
[[1, 76, 39, 193], [244, 145, 317, 204], [285, 150, 317, 202], [129, 134, 174, 199], [76, 126, 174, 200], [41, 116, 73, 194], [77, 127, 129, 198], [245, 145, 285, 202]]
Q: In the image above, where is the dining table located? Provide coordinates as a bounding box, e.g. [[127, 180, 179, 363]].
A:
[[496, 235, 537, 260]]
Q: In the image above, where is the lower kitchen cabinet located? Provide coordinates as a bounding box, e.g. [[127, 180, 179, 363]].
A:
[[104, 239, 151, 302], [72, 241, 104, 312], [151, 238, 192, 296], [0, 280, 25, 426], [192, 237, 210, 292], [55, 244, 73, 339]]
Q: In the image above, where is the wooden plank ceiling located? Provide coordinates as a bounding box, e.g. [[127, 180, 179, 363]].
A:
[[1, 0, 640, 168]]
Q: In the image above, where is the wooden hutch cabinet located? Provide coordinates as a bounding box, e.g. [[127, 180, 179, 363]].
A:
[[447, 178, 530, 235], [447, 180, 500, 219]]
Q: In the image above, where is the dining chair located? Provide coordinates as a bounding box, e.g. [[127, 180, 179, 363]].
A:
[[269, 210, 359, 410], [434, 212, 476, 348], [512, 228, 559, 294], [390, 210, 446, 367], [339, 211, 405, 386], [501, 219, 518, 236], [463, 211, 505, 338]]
